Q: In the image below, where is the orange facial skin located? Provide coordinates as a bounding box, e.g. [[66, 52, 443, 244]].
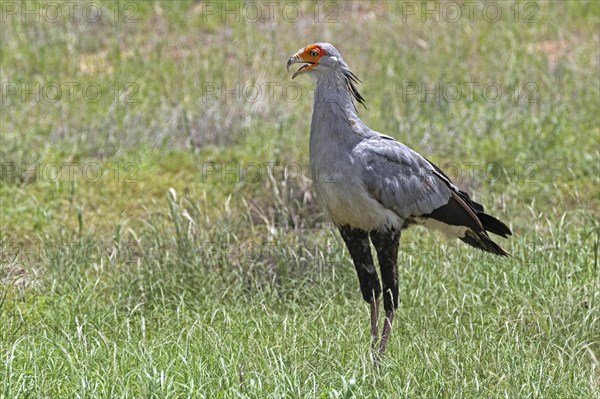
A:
[[288, 44, 327, 78], [300, 44, 327, 61]]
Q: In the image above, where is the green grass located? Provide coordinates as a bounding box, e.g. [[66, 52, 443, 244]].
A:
[[1, 1, 599, 397]]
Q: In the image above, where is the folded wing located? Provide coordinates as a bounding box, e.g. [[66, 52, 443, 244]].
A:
[[356, 135, 511, 256]]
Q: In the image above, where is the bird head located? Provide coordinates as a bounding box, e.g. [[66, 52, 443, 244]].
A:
[[287, 42, 366, 106], [287, 43, 341, 79]]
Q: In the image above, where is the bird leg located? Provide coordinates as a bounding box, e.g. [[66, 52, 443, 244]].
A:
[[370, 228, 401, 359], [339, 226, 382, 362], [379, 308, 394, 356], [369, 295, 380, 359]]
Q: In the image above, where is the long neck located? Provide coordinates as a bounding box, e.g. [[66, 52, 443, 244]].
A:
[[312, 72, 360, 123], [308, 70, 369, 165]]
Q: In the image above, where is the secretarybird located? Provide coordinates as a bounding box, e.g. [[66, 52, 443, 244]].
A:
[[287, 43, 512, 362]]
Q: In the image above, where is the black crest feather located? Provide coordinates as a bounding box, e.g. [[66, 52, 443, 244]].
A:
[[344, 70, 366, 109]]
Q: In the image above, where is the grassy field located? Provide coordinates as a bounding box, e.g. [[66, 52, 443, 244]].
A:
[[1, 1, 599, 397]]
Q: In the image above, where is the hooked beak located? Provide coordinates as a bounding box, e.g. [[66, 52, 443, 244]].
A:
[[287, 53, 316, 79]]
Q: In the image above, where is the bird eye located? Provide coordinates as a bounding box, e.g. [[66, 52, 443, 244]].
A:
[[309, 49, 319, 58]]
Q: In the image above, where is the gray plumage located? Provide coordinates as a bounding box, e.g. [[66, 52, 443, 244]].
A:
[[288, 42, 511, 361], [290, 42, 510, 250]]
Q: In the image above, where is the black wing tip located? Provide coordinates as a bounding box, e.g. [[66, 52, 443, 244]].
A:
[[461, 230, 510, 257], [477, 213, 512, 238]]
